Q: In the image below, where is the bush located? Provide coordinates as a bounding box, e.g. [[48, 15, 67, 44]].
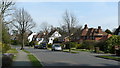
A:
[[0, 42, 2, 52], [11, 40, 19, 45], [80, 40, 96, 50], [29, 41, 35, 47], [2, 43, 11, 53], [104, 35, 120, 53], [47, 44, 52, 48], [2, 54, 14, 67], [76, 44, 82, 49], [64, 42, 77, 49], [95, 41, 105, 51]]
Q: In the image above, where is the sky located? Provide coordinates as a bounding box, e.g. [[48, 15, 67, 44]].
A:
[[15, 2, 118, 32]]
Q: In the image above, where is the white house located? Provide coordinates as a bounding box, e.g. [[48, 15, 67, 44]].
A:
[[48, 31, 61, 44], [28, 32, 37, 42], [28, 32, 45, 45]]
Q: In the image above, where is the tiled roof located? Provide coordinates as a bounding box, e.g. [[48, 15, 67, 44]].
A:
[[81, 25, 108, 36]]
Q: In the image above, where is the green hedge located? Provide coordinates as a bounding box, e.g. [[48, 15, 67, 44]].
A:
[[64, 42, 78, 49], [80, 40, 97, 50]]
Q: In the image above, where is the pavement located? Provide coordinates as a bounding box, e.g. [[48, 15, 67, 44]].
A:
[[25, 47, 120, 67], [11, 49, 32, 66]]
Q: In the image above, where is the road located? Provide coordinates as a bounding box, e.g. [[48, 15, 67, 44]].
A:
[[25, 47, 120, 67]]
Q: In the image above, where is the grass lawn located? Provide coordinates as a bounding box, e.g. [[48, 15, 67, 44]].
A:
[[96, 55, 120, 61], [47, 48, 51, 50], [22, 49, 30, 53], [28, 54, 42, 67], [22, 49, 42, 67], [6, 48, 18, 53], [6, 48, 18, 60]]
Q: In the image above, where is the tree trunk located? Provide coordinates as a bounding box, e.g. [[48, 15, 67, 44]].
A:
[[20, 33, 24, 50]]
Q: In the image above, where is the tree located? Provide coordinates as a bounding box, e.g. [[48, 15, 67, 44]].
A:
[[105, 29, 112, 34], [0, 0, 15, 44], [40, 22, 51, 43], [62, 10, 78, 52], [0, 0, 15, 24], [105, 35, 120, 53], [2, 24, 11, 44], [40, 22, 51, 33], [12, 8, 35, 50]]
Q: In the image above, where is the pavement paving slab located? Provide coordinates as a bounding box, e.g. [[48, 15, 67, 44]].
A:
[[12, 49, 32, 66]]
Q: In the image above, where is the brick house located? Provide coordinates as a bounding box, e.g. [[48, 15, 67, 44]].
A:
[[80, 24, 112, 41]]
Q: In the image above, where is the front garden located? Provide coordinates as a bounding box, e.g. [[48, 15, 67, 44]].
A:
[[1, 42, 18, 67]]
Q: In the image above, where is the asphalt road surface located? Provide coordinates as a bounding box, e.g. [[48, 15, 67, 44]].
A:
[[25, 47, 120, 67]]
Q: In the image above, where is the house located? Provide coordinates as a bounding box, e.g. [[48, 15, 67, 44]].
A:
[[80, 24, 112, 41], [114, 25, 120, 35], [28, 32, 37, 42], [64, 36, 70, 42], [48, 31, 62, 44]]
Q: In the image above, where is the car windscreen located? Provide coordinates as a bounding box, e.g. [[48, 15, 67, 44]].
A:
[[54, 45, 61, 47]]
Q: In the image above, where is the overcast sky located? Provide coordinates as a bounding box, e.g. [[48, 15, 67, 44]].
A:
[[16, 2, 118, 32]]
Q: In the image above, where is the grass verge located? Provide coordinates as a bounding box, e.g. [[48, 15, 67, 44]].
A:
[[28, 54, 42, 67], [6, 48, 18, 53], [22, 49, 42, 67], [22, 49, 30, 53], [96, 55, 120, 61], [6, 48, 18, 60], [74, 49, 93, 52]]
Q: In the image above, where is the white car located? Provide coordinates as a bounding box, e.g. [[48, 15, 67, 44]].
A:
[[52, 44, 62, 51]]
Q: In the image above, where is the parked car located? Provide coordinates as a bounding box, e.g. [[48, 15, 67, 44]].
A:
[[34, 45, 39, 49], [38, 43, 47, 49], [52, 44, 62, 51]]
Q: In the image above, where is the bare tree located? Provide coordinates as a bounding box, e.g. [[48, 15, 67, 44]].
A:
[[62, 10, 78, 36], [62, 10, 78, 52], [40, 22, 51, 43], [0, 0, 15, 24], [40, 22, 51, 33], [12, 8, 35, 50]]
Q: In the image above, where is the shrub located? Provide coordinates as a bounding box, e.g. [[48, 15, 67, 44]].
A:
[[76, 44, 82, 49], [95, 40, 105, 51], [0, 42, 2, 52], [47, 44, 52, 48], [80, 40, 96, 50], [29, 41, 35, 47], [104, 35, 120, 53], [2, 43, 11, 53], [11, 40, 19, 45], [2, 54, 13, 67], [64, 42, 77, 49]]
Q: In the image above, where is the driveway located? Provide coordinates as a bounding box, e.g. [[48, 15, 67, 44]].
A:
[[25, 47, 119, 67]]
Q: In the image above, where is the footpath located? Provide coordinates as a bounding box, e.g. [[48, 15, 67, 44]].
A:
[[12, 49, 32, 66]]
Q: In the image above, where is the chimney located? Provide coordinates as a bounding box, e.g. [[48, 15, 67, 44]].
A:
[[84, 24, 88, 29], [98, 26, 102, 33], [98, 26, 101, 29]]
